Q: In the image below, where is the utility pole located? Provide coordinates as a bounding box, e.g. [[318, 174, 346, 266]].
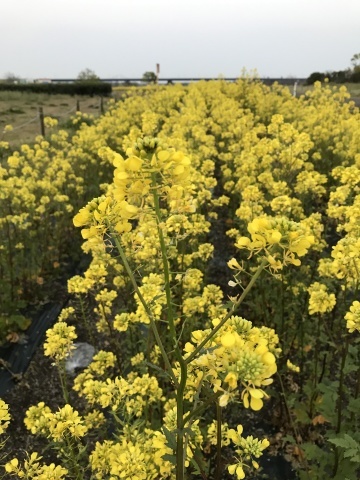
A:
[[156, 63, 160, 84]]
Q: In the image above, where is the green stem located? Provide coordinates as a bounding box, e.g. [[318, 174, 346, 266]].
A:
[[277, 372, 311, 480], [280, 273, 285, 341], [79, 294, 95, 345], [151, 174, 177, 344], [309, 314, 321, 419], [332, 449, 339, 479], [183, 392, 222, 426], [109, 229, 178, 387], [5, 218, 15, 302], [99, 301, 122, 374], [215, 402, 223, 480], [63, 435, 84, 480], [336, 337, 349, 434], [58, 363, 69, 404], [151, 173, 188, 480], [185, 257, 268, 365]]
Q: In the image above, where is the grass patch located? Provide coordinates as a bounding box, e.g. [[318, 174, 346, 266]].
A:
[[0, 91, 110, 146], [8, 107, 25, 114]]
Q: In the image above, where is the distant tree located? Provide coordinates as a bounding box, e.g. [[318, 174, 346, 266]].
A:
[[76, 68, 100, 82], [306, 72, 326, 85], [3, 72, 21, 84], [351, 53, 360, 68], [350, 54, 360, 83], [306, 54, 360, 86], [142, 71, 157, 83]]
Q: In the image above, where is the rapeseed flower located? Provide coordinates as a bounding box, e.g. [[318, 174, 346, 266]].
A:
[[308, 282, 336, 315], [0, 399, 10, 434], [345, 301, 360, 333], [43, 322, 77, 362]]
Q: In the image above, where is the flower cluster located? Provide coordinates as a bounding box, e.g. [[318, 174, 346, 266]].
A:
[[308, 282, 336, 315], [227, 425, 270, 479], [24, 403, 88, 440], [184, 316, 280, 409], [345, 301, 360, 333], [5, 453, 68, 479], [73, 140, 195, 243], [43, 321, 77, 363], [0, 399, 10, 434], [233, 216, 315, 270]]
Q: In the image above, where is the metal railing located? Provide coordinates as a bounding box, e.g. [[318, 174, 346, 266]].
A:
[[50, 77, 306, 86]]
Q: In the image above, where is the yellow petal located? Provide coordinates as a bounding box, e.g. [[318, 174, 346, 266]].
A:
[[262, 352, 276, 365], [125, 156, 143, 172], [73, 209, 91, 227], [173, 164, 185, 175], [228, 258, 242, 269], [221, 332, 236, 348], [250, 396, 263, 411], [157, 150, 171, 162], [249, 387, 264, 399], [235, 237, 251, 249], [236, 465, 246, 479]]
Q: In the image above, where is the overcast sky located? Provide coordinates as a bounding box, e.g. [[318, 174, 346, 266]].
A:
[[1, 0, 359, 80]]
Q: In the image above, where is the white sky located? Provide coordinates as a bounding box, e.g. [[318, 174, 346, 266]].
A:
[[1, 0, 359, 80]]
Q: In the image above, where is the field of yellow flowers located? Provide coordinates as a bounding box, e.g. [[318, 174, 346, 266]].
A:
[[0, 79, 359, 479]]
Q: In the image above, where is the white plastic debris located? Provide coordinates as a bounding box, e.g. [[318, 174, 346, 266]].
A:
[[65, 342, 95, 374]]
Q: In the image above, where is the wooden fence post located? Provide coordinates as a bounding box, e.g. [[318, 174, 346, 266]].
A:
[[76, 100, 80, 112], [293, 81, 298, 97], [39, 107, 45, 136]]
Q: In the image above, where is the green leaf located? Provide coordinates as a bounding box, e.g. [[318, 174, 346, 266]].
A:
[[163, 426, 177, 450], [343, 449, 359, 461], [162, 454, 177, 465], [348, 397, 360, 414], [343, 434, 360, 450], [349, 454, 360, 463], [328, 434, 359, 452]]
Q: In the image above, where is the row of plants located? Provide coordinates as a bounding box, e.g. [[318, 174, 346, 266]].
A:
[[0, 79, 359, 479], [0, 109, 117, 343]]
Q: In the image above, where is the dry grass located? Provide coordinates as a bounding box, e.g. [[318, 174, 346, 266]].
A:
[[0, 92, 111, 146]]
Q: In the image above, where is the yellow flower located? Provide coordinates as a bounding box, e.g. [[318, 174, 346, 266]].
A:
[[308, 282, 336, 315], [44, 322, 77, 362], [228, 258, 243, 270], [221, 332, 236, 348], [228, 463, 246, 479], [125, 155, 143, 171], [287, 359, 300, 372], [5, 458, 19, 473], [345, 300, 360, 333], [242, 387, 267, 411], [48, 404, 88, 440], [0, 399, 10, 434], [73, 207, 92, 227]]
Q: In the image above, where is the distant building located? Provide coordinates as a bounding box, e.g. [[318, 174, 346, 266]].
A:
[[34, 78, 52, 84]]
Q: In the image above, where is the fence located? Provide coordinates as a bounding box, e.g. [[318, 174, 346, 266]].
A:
[[51, 77, 307, 86], [2, 97, 105, 139]]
